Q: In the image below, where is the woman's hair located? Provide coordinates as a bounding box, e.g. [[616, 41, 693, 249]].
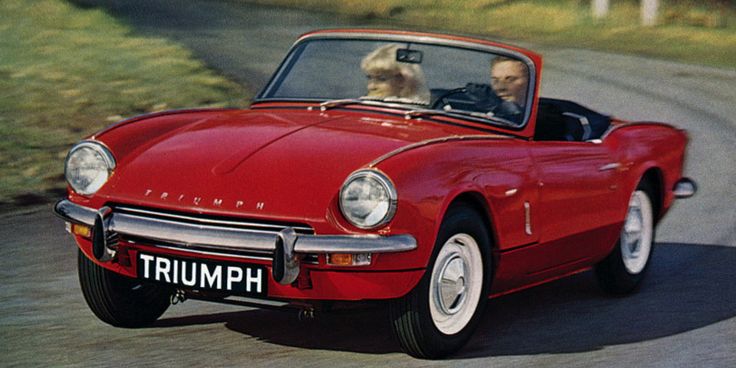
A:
[[361, 44, 430, 104]]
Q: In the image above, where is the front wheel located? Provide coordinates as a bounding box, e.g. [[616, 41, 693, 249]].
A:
[[78, 250, 172, 327], [390, 205, 491, 359], [595, 182, 655, 294]]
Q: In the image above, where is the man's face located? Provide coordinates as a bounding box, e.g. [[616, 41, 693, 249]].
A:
[[366, 70, 403, 98], [491, 61, 528, 106]]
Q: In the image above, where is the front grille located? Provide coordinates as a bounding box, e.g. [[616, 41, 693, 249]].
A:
[[111, 205, 318, 263], [106, 232, 120, 250], [114, 205, 314, 234]]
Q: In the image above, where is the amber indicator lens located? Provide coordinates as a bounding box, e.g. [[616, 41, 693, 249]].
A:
[[72, 223, 92, 238], [327, 253, 371, 266], [328, 253, 352, 266]]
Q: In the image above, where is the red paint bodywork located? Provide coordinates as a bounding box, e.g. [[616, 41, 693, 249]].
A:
[[66, 30, 689, 302]]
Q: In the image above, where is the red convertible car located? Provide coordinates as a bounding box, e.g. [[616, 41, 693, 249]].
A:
[[55, 29, 696, 358]]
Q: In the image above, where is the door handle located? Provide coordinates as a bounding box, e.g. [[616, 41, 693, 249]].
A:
[[599, 162, 621, 171]]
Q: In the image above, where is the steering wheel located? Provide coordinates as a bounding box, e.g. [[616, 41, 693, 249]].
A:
[[430, 87, 468, 110]]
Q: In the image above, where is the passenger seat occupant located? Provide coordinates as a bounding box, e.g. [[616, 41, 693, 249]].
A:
[[361, 44, 430, 105]]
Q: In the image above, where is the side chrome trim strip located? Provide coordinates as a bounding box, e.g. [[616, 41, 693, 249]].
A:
[[524, 201, 532, 235]]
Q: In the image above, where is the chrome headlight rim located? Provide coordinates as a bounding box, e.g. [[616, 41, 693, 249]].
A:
[[64, 140, 116, 196], [339, 169, 398, 230]]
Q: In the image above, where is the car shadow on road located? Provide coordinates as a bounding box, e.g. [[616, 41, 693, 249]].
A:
[[155, 242, 736, 358]]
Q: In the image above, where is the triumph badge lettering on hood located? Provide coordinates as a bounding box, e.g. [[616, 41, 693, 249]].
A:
[[144, 189, 265, 211]]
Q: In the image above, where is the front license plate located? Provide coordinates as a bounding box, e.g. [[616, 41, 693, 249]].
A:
[[137, 252, 267, 297]]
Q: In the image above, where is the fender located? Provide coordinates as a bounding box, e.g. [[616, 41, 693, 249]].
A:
[[93, 108, 237, 138]]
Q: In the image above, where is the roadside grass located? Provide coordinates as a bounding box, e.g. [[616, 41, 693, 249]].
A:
[[243, 0, 736, 69], [0, 0, 248, 206]]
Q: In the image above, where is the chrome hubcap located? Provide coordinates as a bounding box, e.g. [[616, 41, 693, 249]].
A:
[[429, 233, 483, 335], [621, 190, 653, 274], [437, 255, 467, 314]]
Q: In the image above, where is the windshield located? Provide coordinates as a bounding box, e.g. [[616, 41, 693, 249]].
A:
[[258, 37, 534, 127]]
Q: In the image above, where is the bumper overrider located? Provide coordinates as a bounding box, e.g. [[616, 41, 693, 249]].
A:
[[54, 199, 417, 285]]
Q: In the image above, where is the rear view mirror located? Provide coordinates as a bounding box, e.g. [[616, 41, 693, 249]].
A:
[[396, 48, 423, 64]]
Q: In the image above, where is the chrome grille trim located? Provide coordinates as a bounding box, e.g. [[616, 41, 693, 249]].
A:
[[151, 245, 319, 264], [114, 206, 314, 234], [154, 245, 273, 261], [106, 232, 120, 250], [111, 211, 280, 251]]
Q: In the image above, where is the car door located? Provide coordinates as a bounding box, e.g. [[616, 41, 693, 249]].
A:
[[526, 140, 622, 276]]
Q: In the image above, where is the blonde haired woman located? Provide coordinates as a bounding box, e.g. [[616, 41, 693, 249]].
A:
[[360, 44, 430, 104]]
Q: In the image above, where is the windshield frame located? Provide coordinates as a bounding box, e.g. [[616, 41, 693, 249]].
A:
[[255, 32, 538, 131]]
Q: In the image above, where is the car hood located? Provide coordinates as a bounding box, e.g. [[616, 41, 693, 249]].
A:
[[95, 108, 484, 221]]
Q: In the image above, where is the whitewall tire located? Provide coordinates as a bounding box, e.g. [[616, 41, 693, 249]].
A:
[[390, 204, 491, 359], [596, 181, 656, 294]]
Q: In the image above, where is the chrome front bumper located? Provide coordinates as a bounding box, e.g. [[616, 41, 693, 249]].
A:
[[54, 200, 417, 285]]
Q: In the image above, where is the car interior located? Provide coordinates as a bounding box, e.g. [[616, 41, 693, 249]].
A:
[[534, 98, 611, 142]]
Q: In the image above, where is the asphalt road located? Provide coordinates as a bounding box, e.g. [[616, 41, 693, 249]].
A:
[[2, 1, 735, 367]]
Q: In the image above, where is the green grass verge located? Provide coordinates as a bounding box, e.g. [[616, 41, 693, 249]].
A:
[[243, 0, 736, 69], [0, 0, 248, 206]]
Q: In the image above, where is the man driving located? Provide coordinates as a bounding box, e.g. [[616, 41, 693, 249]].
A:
[[461, 56, 529, 124], [490, 56, 528, 110]]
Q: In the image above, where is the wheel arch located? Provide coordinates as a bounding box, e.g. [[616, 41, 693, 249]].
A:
[[445, 191, 499, 278], [640, 167, 664, 223]]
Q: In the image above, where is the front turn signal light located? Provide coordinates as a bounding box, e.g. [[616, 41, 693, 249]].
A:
[[327, 253, 371, 266], [71, 223, 92, 238]]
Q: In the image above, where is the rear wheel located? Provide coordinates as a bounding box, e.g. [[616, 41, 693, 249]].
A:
[[78, 250, 171, 327], [390, 205, 491, 359], [595, 181, 655, 294]]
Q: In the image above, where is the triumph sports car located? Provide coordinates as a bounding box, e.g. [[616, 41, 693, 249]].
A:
[[54, 29, 696, 358]]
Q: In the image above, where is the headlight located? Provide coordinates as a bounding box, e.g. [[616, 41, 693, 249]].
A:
[[339, 169, 397, 229], [64, 141, 116, 196]]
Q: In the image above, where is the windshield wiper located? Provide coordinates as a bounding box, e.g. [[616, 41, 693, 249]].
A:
[[318, 100, 517, 128], [318, 99, 364, 111], [403, 108, 444, 119], [318, 98, 426, 111]]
